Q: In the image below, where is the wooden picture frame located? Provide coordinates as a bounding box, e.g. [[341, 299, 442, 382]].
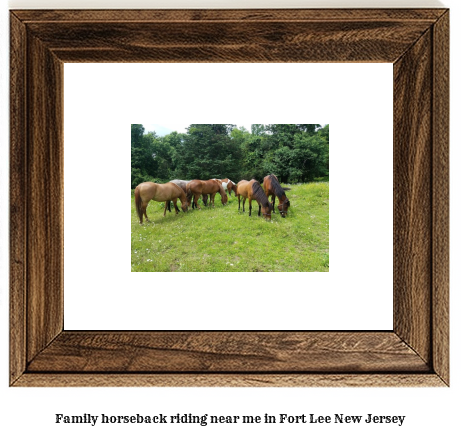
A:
[[10, 9, 449, 387]]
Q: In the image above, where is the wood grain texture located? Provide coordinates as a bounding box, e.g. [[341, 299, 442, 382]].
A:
[[12, 9, 447, 22], [26, 20, 433, 63], [9, 9, 449, 387], [393, 29, 433, 364], [26, 34, 64, 362], [27, 332, 429, 373], [432, 11, 449, 385], [13, 374, 446, 388], [9, 13, 27, 384]]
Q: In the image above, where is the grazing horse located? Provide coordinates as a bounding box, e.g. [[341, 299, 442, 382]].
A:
[[236, 179, 272, 220], [166, 180, 190, 213], [186, 179, 228, 209], [170, 179, 189, 194], [263, 174, 291, 218], [214, 178, 238, 196], [169, 179, 209, 207], [134, 181, 188, 224]]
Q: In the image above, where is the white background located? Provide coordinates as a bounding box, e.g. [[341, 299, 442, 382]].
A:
[[0, 1, 458, 436], [63, 63, 392, 330]]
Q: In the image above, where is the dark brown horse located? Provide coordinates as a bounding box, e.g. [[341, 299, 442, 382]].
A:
[[134, 182, 188, 223], [214, 178, 238, 196], [186, 179, 228, 209], [236, 179, 272, 220], [263, 174, 291, 218]]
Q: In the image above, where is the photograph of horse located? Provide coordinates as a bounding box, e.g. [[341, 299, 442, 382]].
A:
[[165, 179, 190, 213], [214, 178, 238, 196], [186, 179, 228, 209], [263, 174, 291, 218], [134, 181, 188, 223], [236, 179, 272, 220], [131, 123, 329, 272]]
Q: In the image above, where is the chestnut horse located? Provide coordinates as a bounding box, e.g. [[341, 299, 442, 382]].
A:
[[186, 179, 228, 209], [263, 174, 291, 218], [134, 181, 188, 223], [214, 178, 238, 196], [236, 179, 272, 220]]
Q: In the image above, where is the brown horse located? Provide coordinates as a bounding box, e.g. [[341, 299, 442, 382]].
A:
[[214, 178, 238, 196], [134, 182, 188, 223], [236, 179, 272, 220], [263, 174, 291, 218], [166, 180, 190, 213], [186, 179, 228, 209]]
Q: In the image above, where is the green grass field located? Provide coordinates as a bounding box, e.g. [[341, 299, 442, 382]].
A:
[[131, 182, 329, 272]]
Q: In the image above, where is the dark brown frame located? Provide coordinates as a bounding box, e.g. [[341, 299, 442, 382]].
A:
[[10, 9, 449, 387]]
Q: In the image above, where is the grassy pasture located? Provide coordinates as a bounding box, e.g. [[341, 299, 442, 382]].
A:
[[131, 182, 329, 272]]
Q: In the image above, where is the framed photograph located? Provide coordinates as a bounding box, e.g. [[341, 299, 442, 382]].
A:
[[10, 9, 449, 386]]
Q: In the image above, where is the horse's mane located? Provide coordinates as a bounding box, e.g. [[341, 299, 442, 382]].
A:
[[252, 181, 271, 208], [269, 174, 287, 198]]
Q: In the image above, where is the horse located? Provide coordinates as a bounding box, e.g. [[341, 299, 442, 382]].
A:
[[213, 178, 238, 196], [236, 179, 272, 220], [134, 181, 188, 224], [169, 179, 209, 208], [169, 179, 189, 194], [186, 179, 228, 209], [263, 174, 291, 218], [166, 180, 190, 213]]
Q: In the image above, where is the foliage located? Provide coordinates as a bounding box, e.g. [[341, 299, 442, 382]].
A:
[[131, 123, 329, 188], [131, 124, 157, 188]]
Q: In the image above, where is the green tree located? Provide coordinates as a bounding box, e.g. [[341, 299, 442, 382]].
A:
[[291, 133, 329, 181], [131, 123, 329, 187], [262, 124, 326, 182], [179, 124, 239, 180], [131, 124, 157, 188]]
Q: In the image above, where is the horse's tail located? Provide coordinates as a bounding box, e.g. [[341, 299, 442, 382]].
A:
[[218, 184, 228, 203], [282, 186, 291, 191], [186, 185, 193, 200], [134, 186, 143, 223]]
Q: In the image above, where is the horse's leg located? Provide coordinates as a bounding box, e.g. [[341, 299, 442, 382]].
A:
[[142, 201, 149, 222], [242, 198, 246, 213], [163, 202, 168, 217], [173, 198, 180, 214], [238, 194, 241, 210], [271, 194, 276, 212], [194, 193, 201, 209], [139, 204, 144, 224], [211, 193, 216, 207], [249, 199, 252, 216], [258, 204, 261, 216]]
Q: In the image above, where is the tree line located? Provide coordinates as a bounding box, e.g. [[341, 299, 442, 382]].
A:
[[131, 124, 329, 189]]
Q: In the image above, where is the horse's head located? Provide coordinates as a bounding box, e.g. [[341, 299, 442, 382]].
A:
[[261, 204, 272, 221], [278, 199, 290, 218], [221, 192, 228, 205], [181, 201, 188, 213]]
